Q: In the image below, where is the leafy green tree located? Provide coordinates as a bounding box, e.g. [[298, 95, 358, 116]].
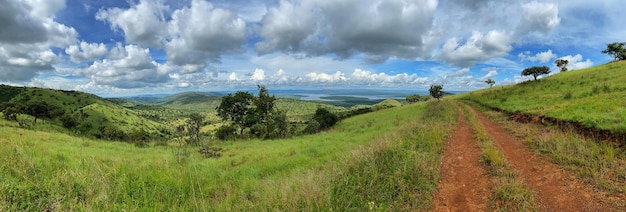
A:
[[554, 59, 569, 72], [521, 66, 550, 81], [312, 108, 338, 131], [60, 114, 78, 129], [217, 91, 255, 135], [484, 78, 495, 87], [429, 85, 444, 100], [406, 94, 423, 103], [23, 101, 64, 126], [215, 125, 237, 140], [254, 85, 277, 137], [602, 42, 626, 61], [186, 113, 204, 145]]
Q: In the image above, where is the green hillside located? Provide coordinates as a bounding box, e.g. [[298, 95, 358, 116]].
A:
[[0, 99, 457, 211], [460, 61, 626, 134], [0, 86, 169, 140]]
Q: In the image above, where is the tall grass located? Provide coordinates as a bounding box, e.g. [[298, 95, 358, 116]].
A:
[[459, 60, 626, 133], [471, 103, 626, 198], [0, 100, 456, 210], [462, 104, 537, 211]]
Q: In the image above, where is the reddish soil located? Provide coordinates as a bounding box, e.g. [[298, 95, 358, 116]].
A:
[[468, 106, 617, 211], [432, 108, 492, 211]]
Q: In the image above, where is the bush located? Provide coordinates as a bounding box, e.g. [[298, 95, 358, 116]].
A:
[[215, 125, 237, 140]]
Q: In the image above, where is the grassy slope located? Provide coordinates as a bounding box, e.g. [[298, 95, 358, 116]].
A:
[[2, 86, 168, 138], [459, 61, 626, 133], [0, 100, 457, 211]]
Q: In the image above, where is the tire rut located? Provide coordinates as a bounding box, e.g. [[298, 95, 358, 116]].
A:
[[432, 107, 492, 211], [466, 105, 617, 211]]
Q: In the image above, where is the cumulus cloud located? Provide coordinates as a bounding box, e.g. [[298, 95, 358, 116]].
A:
[[257, 0, 439, 63], [518, 49, 557, 63], [559, 54, 593, 70], [165, 0, 247, 73], [250, 68, 265, 81], [0, 0, 77, 82], [306, 71, 347, 83], [65, 41, 108, 63], [96, 0, 168, 48], [517, 1, 560, 35], [438, 30, 513, 67], [76, 44, 174, 88]]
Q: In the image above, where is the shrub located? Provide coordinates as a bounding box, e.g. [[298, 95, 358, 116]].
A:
[[215, 125, 237, 140]]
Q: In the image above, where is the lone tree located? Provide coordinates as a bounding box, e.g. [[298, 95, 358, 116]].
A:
[[429, 85, 444, 100], [216, 91, 255, 135], [521, 66, 550, 81], [554, 59, 569, 72], [602, 42, 626, 61], [186, 113, 204, 146], [484, 78, 495, 87]]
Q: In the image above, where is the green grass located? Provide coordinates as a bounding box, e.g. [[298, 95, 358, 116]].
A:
[[0, 100, 456, 211], [459, 60, 626, 133], [462, 103, 537, 211], [472, 103, 626, 199]]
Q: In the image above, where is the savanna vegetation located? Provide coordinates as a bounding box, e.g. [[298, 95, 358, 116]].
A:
[[0, 94, 457, 210]]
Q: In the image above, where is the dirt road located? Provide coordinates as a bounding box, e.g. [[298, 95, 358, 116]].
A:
[[432, 105, 617, 211]]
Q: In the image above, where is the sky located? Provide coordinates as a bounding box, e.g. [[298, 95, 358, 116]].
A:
[[0, 0, 624, 97]]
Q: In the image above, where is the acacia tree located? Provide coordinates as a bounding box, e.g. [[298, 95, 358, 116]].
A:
[[602, 42, 626, 61], [521, 66, 550, 81], [216, 91, 255, 135], [429, 85, 444, 100], [484, 78, 495, 87], [554, 59, 568, 72]]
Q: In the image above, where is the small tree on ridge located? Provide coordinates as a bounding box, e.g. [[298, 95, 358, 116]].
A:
[[554, 59, 569, 72], [429, 85, 444, 101], [521, 66, 550, 81]]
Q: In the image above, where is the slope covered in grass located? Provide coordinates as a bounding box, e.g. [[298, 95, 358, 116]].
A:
[[0, 100, 457, 211], [460, 61, 626, 133], [0, 85, 169, 139]]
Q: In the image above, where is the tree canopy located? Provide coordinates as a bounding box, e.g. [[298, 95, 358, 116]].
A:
[[484, 78, 495, 87], [602, 42, 626, 61], [554, 59, 568, 72], [429, 85, 444, 100], [521, 66, 550, 81], [216, 91, 255, 135]]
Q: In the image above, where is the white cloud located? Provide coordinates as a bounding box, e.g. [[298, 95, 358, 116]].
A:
[[76, 44, 174, 88], [165, 0, 247, 73], [0, 0, 77, 82], [518, 49, 557, 63], [65, 41, 108, 63], [257, 0, 439, 63], [439, 30, 513, 67], [517, 1, 561, 35], [306, 71, 347, 83], [96, 0, 168, 48], [250, 68, 265, 81], [228, 72, 240, 81], [559, 54, 593, 70]]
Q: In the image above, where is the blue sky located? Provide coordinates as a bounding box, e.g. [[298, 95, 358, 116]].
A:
[[0, 0, 624, 96]]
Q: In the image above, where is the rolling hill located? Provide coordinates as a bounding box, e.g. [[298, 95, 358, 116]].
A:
[[0, 85, 169, 140], [460, 60, 626, 136]]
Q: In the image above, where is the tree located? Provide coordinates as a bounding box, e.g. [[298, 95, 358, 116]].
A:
[[521, 66, 550, 81], [484, 78, 495, 87], [23, 101, 63, 126], [186, 113, 204, 145], [554, 59, 569, 72], [602, 42, 626, 61], [429, 85, 444, 100], [305, 108, 338, 134], [217, 91, 255, 135], [406, 94, 424, 103], [254, 85, 277, 137]]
